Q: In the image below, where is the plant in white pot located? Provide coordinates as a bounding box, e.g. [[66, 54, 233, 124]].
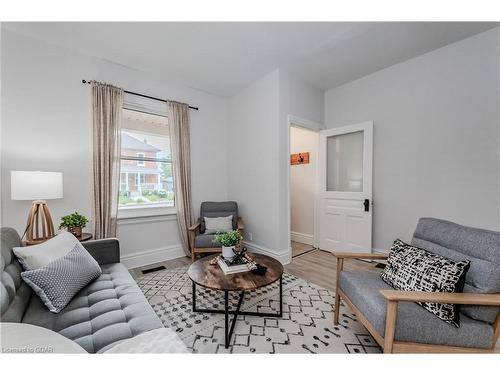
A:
[[213, 230, 243, 261]]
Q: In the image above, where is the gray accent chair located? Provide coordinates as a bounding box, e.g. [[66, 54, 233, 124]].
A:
[[0, 227, 163, 353], [188, 201, 244, 262], [333, 218, 500, 353]]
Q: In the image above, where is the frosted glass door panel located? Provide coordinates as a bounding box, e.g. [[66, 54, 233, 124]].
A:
[[326, 131, 364, 192]]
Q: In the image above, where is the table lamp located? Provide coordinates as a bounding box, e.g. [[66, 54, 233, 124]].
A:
[[11, 171, 63, 244]]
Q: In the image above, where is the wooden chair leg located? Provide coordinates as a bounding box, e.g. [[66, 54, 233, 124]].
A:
[[334, 257, 344, 325], [191, 249, 196, 262], [334, 290, 341, 325], [384, 301, 398, 353]]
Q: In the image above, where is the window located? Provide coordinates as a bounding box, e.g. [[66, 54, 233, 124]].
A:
[[136, 153, 145, 166], [118, 107, 174, 217]]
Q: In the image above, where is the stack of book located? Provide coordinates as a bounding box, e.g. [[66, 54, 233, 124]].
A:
[[218, 256, 257, 275]]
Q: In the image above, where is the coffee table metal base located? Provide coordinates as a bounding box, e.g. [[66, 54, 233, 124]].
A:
[[192, 276, 283, 348]]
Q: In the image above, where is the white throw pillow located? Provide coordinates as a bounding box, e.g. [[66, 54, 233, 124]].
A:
[[13, 231, 82, 270], [204, 215, 233, 234]]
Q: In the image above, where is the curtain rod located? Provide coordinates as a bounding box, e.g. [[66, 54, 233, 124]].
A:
[[81, 80, 199, 111]]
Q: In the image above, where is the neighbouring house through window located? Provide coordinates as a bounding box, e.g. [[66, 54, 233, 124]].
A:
[[119, 107, 175, 215]]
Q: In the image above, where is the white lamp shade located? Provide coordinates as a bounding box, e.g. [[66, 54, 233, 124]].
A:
[[11, 171, 63, 200]]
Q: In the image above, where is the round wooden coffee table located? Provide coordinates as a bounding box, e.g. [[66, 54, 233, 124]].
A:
[[187, 252, 284, 348]]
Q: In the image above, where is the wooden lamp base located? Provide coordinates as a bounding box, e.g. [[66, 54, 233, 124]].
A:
[[25, 200, 55, 245]]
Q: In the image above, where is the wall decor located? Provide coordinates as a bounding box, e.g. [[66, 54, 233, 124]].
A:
[[290, 152, 310, 165]]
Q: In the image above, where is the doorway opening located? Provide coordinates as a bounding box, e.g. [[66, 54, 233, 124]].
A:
[[289, 124, 320, 258]]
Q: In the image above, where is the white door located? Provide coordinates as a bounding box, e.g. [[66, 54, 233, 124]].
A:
[[318, 121, 373, 254]]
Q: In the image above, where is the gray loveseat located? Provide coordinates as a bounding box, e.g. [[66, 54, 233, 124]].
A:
[[334, 218, 500, 353], [1, 227, 162, 353]]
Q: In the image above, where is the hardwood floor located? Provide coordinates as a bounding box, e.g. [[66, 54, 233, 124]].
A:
[[130, 245, 379, 292], [285, 248, 379, 291], [291, 241, 315, 258]]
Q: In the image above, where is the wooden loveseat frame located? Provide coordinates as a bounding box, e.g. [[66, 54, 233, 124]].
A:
[[333, 252, 500, 353]]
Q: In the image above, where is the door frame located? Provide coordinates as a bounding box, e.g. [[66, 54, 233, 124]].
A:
[[286, 115, 323, 258]]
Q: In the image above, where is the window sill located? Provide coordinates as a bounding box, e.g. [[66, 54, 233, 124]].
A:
[[118, 204, 176, 219]]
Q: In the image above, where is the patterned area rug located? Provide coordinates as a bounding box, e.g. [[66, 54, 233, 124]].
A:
[[136, 266, 381, 353]]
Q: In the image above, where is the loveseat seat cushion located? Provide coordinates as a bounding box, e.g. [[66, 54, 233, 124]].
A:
[[194, 234, 218, 248], [339, 270, 494, 349], [21, 262, 162, 353]]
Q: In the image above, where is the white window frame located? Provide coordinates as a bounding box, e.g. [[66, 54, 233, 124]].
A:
[[136, 152, 145, 166], [118, 101, 176, 219]]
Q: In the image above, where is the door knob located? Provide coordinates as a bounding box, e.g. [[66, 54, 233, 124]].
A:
[[363, 199, 370, 212]]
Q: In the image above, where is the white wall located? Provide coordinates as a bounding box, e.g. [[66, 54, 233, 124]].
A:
[[1, 29, 229, 267], [277, 71, 324, 257], [290, 126, 318, 245], [227, 69, 324, 263], [228, 70, 282, 258], [324, 28, 500, 251]]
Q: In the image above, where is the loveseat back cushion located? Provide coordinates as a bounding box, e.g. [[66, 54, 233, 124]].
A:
[[1, 227, 32, 322], [411, 218, 500, 323], [200, 201, 238, 234]]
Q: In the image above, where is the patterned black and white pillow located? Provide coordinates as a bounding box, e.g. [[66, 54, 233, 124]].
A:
[[380, 239, 470, 327], [21, 244, 102, 313]]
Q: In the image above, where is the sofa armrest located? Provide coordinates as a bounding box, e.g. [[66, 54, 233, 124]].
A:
[[380, 289, 500, 306], [332, 251, 388, 260], [82, 238, 120, 265]]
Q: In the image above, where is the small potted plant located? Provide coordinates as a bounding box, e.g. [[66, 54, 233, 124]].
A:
[[214, 230, 243, 260], [59, 212, 89, 238]]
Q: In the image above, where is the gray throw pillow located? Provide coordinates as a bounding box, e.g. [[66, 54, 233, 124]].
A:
[[21, 243, 102, 313], [204, 215, 233, 234]]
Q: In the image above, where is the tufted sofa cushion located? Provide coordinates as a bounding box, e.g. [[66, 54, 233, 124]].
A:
[[1, 228, 32, 322], [21, 262, 162, 353]]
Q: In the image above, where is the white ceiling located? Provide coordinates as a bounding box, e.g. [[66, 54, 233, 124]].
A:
[[4, 22, 498, 96]]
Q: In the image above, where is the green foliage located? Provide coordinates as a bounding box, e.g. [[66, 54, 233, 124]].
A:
[[119, 189, 174, 206], [119, 195, 135, 205], [59, 212, 89, 230], [213, 230, 242, 247], [160, 163, 172, 179]]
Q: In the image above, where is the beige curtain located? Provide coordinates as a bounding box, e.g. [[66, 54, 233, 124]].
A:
[[169, 101, 193, 256], [91, 81, 123, 239]]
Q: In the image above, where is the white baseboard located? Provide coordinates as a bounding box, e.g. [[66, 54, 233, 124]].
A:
[[242, 241, 292, 265], [121, 244, 185, 269], [290, 231, 313, 246]]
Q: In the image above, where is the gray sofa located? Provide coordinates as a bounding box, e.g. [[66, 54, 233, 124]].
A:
[[1, 227, 162, 353], [335, 218, 500, 353]]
